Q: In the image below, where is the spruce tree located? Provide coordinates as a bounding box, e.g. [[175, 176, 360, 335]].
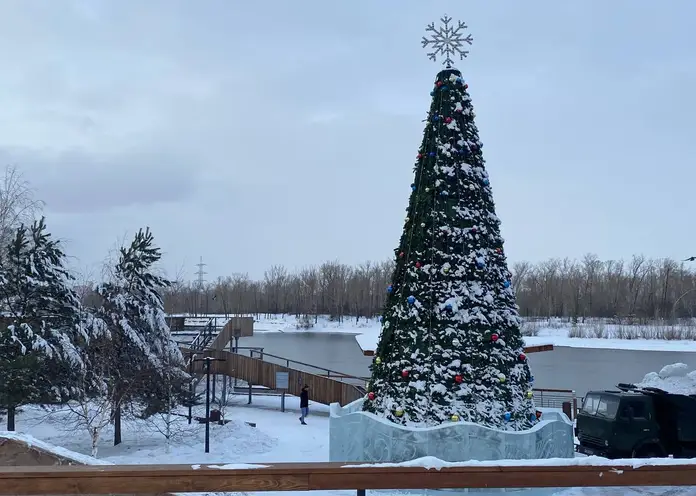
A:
[[362, 67, 536, 430], [89, 228, 187, 444], [0, 217, 86, 430]]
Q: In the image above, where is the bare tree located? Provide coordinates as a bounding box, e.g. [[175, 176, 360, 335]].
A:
[[160, 254, 696, 322], [0, 165, 44, 259], [64, 372, 118, 458]]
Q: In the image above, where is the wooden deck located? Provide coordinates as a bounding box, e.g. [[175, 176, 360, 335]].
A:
[[180, 321, 553, 407], [186, 348, 365, 406]]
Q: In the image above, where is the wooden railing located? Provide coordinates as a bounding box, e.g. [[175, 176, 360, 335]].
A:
[[3, 460, 696, 494], [246, 349, 368, 387], [187, 348, 365, 406]]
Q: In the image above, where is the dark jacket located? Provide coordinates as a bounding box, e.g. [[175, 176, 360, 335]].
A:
[[300, 389, 309, 408]]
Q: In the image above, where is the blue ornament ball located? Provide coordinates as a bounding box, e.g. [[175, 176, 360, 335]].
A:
[[440, 190, 448, 196], [428, 151, 436, 157], [504, 412, 512, 422], [530, 375, 535, 383], [430, 91, 435, 96], [445, 303, 452, 311], [387, 284, 394, 293], [503, 280, 511, 288], [456, 77, 463, 84], [476, 261, 485, 268], [407, 295, 416, 305], [530, 413, 536, 422], [433, 115, 440, 122], [483, 178, 490, 186], [441, 85, 448, 91], [411, 184, 416, 191]]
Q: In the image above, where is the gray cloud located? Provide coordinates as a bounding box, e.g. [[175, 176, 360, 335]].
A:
[[0, 0, 694, 280], [0, 147, 199, 213]]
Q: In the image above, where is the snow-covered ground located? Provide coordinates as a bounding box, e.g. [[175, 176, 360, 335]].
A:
[[5, 387, 696, 496], [185, 314, 696, 353]]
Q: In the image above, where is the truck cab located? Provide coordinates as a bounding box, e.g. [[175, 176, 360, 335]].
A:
[[576, 384, 696, 459]]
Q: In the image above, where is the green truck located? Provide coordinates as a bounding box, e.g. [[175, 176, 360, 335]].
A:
[[575, 383, 696, 459]]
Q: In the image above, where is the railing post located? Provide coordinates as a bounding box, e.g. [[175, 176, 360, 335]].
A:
[[573, 394, 578, 420], [357, 489, 366, 496]]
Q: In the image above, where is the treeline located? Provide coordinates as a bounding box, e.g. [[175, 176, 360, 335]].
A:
[[0, 166, 187, 457], [161, 255, 696, 322]]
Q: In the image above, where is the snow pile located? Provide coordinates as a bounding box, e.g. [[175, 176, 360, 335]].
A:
[[0, 431, 112, 465], [343, 454, 696, 469], [636, 362, 696, 395]]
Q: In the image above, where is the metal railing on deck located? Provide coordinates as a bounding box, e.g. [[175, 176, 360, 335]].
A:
[[229, 346, 369, 388], [534, 388, 577, 419]]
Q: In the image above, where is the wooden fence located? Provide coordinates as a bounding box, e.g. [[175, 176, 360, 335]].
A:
[[189, 348, 365, 406], [2, 461, 696, 494]]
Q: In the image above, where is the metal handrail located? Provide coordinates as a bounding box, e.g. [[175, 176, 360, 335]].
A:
[[244, 349, 369, 382]]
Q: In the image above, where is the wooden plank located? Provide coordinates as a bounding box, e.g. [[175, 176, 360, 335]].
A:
[[524, 344, 554, 353], [3, 461, 696, 494], [362, 343, 553, 356]]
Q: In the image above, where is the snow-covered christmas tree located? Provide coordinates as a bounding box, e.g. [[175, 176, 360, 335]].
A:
[[363, 16, 536, 430], [0, 217, 87, 429]]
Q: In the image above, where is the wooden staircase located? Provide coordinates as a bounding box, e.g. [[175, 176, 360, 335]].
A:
[[180, 319, 367, 406]]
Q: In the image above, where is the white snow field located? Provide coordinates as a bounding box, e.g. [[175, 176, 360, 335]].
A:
[[214, 314, 696, 353], [4, 380, 696, 496]]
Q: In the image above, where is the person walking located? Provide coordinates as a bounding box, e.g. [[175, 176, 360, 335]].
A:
[[299, 385, 309, 425]]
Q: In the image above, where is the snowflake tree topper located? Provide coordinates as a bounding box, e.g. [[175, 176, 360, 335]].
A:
[[421, 15, 473, 67]]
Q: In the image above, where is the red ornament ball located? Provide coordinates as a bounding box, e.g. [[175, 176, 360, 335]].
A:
[[368, 392, 375, 400], [445, 117, 452, 124], [464, 83, 469, 89], [496, 248, 502, 254], [491, 333, 499, 342], [455, 374, 463, 383], [399, 251, 405, 258], [401, 369, 409, 378], [436, 81, 443, 87], [417, 153, 423, 159], [519, 353, 527, 361], [471, 227, 478, 233], [415, 261, 422, 268]]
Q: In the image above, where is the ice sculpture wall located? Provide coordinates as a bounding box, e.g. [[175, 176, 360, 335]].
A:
[[329, 399, 574, 463]]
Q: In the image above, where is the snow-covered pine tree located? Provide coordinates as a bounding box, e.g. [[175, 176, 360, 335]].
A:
[[0, 217, 87, 430], [362, 68, 536, 430], [90, 227, 188, 445]]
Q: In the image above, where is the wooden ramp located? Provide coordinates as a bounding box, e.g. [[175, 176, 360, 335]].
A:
[[184, 347, 365, 407]]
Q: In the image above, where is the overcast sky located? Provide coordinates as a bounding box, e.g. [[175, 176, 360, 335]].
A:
[[0, 0, 693, 281]]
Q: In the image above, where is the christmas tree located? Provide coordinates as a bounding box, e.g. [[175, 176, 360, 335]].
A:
[[362, 17, 536, 430]]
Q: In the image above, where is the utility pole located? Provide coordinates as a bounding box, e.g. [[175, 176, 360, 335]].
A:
[[193, 356, 226, 453], [195, 256, 207, 316], [187, 352, 196, 425]]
